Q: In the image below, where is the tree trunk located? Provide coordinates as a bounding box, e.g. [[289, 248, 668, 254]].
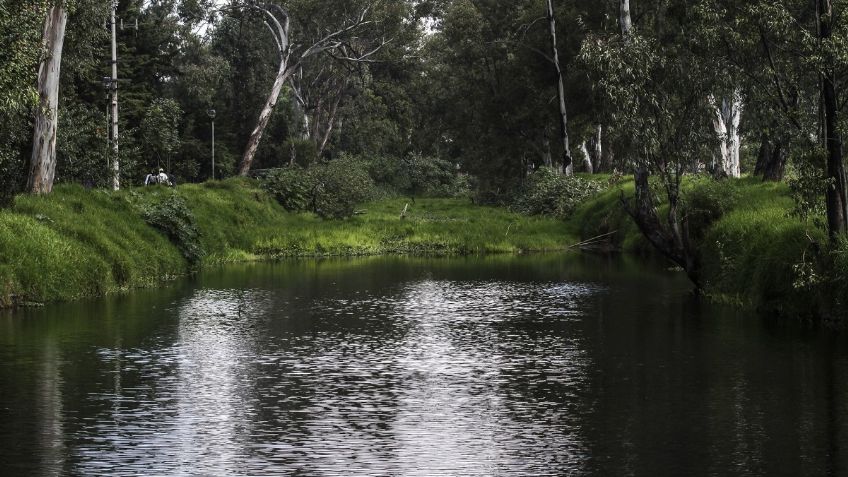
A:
[[546, 0, 573, 176], [763, 140, 787, 182], [542, 132, 553, 169], [317, 91, 344, 157], [28, 5, 68, 194], [627, 168, 700, 287], [239, 62, 293, 175], [818, 0, 848, 239], [601, 128, 615, 172], [755, 135, 787, 182], [620, 0, 633, 38], [754, 134, 769, 176], [580, 142, 593, 173], [708, 91, 743, 179], [588, 124, 603, 172]]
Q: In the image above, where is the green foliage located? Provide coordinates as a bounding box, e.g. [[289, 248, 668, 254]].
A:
[[0, 185, 185, 304], [283, 138, 319, 168], [56, 102, 110, 187], [0, 0, 46, 112], [140, 98, 183, 171], [512, 168, 605, 220], [262, 158, 375, 219], [263, 167, 314, 212], [682, 176, 742, 242], [787, 150, 828, 228], [132, 190, 203, 265], [573, 176, 831, 317], [697, 180, 825, 316], [366, 155, 470, 198], [312, 158, 376, 219]]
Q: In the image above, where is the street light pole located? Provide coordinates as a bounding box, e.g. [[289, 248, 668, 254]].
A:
[[110, 0, 120, 190], [208, 109, 216, 180]]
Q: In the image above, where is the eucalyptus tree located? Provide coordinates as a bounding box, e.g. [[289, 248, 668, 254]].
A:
[[218, 0, 393, 175], [29, 1, 69, 194], [697, 0, 848, 239], [580, 0, 719, 286], [545, 0, 573, 175], [816, 0, 848, 239]]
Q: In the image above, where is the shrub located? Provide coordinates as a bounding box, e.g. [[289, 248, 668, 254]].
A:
[[263, 167, 313, 212], [312, 158, 375, 219], [512, 167, 604, 220], [261, 158, 376, 219], [133, 190, 204, 265], [366, 154, 470, 198], [787, 150, 828, 229]]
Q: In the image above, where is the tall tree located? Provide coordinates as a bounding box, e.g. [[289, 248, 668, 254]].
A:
[[29, 1, 68, 194], [818, 0, 848, 239], [230, 1, 389, 175], [546, 0, 572, 175], [708, 90, 743, 178]]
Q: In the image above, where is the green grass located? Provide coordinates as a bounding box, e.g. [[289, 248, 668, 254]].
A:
[[571, 175, 829, 315], [0, 185, 185, 305], [0, 179, 574, 306], [250, 197, 574, 259], [1, 174, 834, 317]]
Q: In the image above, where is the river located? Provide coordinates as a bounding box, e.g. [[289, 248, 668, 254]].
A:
[[0, 254, 846, 476]]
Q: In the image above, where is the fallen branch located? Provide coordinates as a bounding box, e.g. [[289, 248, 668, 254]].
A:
[[567, 230, 618, 250]]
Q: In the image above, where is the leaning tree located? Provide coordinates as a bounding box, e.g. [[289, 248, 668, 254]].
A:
[[223, 0, 389, 176]]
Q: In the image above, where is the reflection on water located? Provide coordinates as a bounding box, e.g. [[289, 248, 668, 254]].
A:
[[1, 255, 848, 476]]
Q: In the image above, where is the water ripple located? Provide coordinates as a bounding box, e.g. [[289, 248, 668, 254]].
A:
[[67, 280, 599, 476]]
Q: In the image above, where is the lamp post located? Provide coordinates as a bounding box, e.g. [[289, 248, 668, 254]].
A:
[[207, 109, 216, 180]]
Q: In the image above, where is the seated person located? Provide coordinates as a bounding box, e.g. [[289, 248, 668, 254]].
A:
[[156, 168, 171, 186]]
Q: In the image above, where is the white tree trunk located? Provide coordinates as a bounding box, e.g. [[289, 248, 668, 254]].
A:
[[708, 90, 743, 178], [620, 0, 633, 38], [239, 62, 293, 175], [28, 5, 67, 194], [546, 0, 573, 176], [580, 142, 593, 174], [588, 124, 602, 172]]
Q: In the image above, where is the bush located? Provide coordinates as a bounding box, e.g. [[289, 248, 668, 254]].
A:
[[261, 158, 376, 219], [682, 176, 742, 242], [133, 190, 204, 265], [366, 155, 470, 198], [312, 158, 375, 219], [263, 167, 313, 212], [512, 168, 604, 220]]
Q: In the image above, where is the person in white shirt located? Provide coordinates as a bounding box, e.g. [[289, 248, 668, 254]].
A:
[[157, 168, 171, 186]]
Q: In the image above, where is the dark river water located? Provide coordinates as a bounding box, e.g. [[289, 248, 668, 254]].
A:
[[1, 254, 847, 476]]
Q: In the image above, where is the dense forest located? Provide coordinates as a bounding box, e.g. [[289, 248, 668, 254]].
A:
[[3, 0, 848, 314]]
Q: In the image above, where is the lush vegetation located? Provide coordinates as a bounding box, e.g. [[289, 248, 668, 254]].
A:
[[0, 179, 573, 306], [570, 176, 845, 319], [5, 0, 848, 322]]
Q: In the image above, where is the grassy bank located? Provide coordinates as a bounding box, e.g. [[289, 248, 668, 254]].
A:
[[570, 176, 833, 317], [0, 178, 574, 306], [2, 174, 838, 317]]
